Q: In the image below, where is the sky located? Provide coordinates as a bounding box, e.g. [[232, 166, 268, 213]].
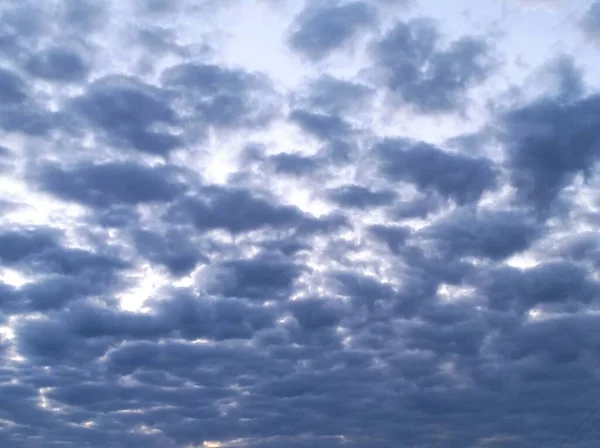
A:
[[1, 0, 600, 447]]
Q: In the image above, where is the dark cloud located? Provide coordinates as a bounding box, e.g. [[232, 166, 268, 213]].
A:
[[491, 313, 600, 365], [501, 93, 600, 211], [288, 1, 377, 61], [205, 253, 306, 300], [0, 282, 19, 317], [290, 297, 343, 330], [390, 195, 442, 219], [0, 227, 57, 265], [131, 229, 206, 276], [59, 0, 108, 32], [63, 301, 170, 340], [581, 1, 600, 42], [418, 208, 540, 261], [1, 1, 600, 447], [326, 184, 397, 209], [550, 231, 600, 268], [25, 47, 89, 82], [15, 316, 112, 364], [539, 55, 585, 102], [268, 152, 319, 177], [374, 138, 497, 204], [35, 161, 188, 207], [0, 227, 128, 313], [18, 275, 101, 311], [293, 75, 375, 114], [330, 271, 397, 311], [0, 3, 47, 59], [478, 260, 599, 313], [0, 68, 27, 103], [168, 185, 341, 235], [0, 67, 57, 135], [368, 224, 412, 254], [0, 229, 124, 277], [289, 109, 353, 141], [370, 18, 494, 112], [0, 145, 12, 157], [152, 291, 277, 340], [71, 75, 182, 155], [162, 63, 279, 132]]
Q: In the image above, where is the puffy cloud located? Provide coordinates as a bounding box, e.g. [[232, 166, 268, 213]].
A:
[[130, 229, 206, 276], [0, 68, 57, 135], [70, 76, 182, 155], [326, 184, 397, 209], [293, 75, 375, 115], [24, 47, 89, 82], [168, 186, 323, 234], [478, 261, 600, 313], [581, 2, 600, 42], [288, 1, 377, 61], [35, 161, 189, 207], [204, 253, 306, 301], [500, 93, 600, 211], [417, 208, 541, 261], [268, 152, 319, 177], [1, 0, 600, 446], [369, 18, 494, 112], [289, 109, 354, 141], [162, 63, 280, 132], [374, 138, 497, 204]]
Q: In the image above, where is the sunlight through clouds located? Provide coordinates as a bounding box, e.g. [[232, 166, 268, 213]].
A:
[[0, 0, 599, 447]]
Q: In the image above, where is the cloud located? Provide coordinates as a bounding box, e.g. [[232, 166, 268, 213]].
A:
[[290, 297, 343, 330], [35, 161, 188, 207], [580, 1, 600, 42], [25, 47, 89, 82], [500, 93, 600, 211], [130, 229, 206, 276], [479, 261, 599, 313], [169, 186, 313, 234], [288, 1, 377, 61], [369, 18, 494, 112], [417, 208, 541, 261], [0, 68, 27, 103], [71, 76, 182, 155], [268, 152, 319, 177], [0, 67, 56, 135], [204, 253, 306, 301], [367, 224, 412, 254], [326, 184, 397, 209], [293, 75, 375, 114], [2, 0, 600, 447], [289, 109, 353, 141], [374, 138, 497, 204], [162, 63, 280, 133]]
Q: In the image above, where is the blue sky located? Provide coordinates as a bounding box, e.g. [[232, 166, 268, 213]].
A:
[[1, 0, 600, 447]]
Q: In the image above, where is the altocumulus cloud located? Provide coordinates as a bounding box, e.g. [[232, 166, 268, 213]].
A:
[[1, 1, 600, 447]]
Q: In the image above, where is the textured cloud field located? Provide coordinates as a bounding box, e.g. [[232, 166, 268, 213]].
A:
[[1, 0, 600, 447]]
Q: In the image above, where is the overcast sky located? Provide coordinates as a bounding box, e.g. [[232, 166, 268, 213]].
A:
[[1, 0, 600, 447]]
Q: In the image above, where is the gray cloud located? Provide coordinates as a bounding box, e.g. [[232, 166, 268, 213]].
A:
[[374, 138, 498, 205], [369, 18, 494, 113], [1, 0, 600, 447], [71, 76, 182, 155], [581, 2, 600, 42], [500, 93, 600, 212], [288, 1, 377, 61]]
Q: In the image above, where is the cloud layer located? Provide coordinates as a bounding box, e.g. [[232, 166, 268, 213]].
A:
[[1, 1, 600, 447]]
